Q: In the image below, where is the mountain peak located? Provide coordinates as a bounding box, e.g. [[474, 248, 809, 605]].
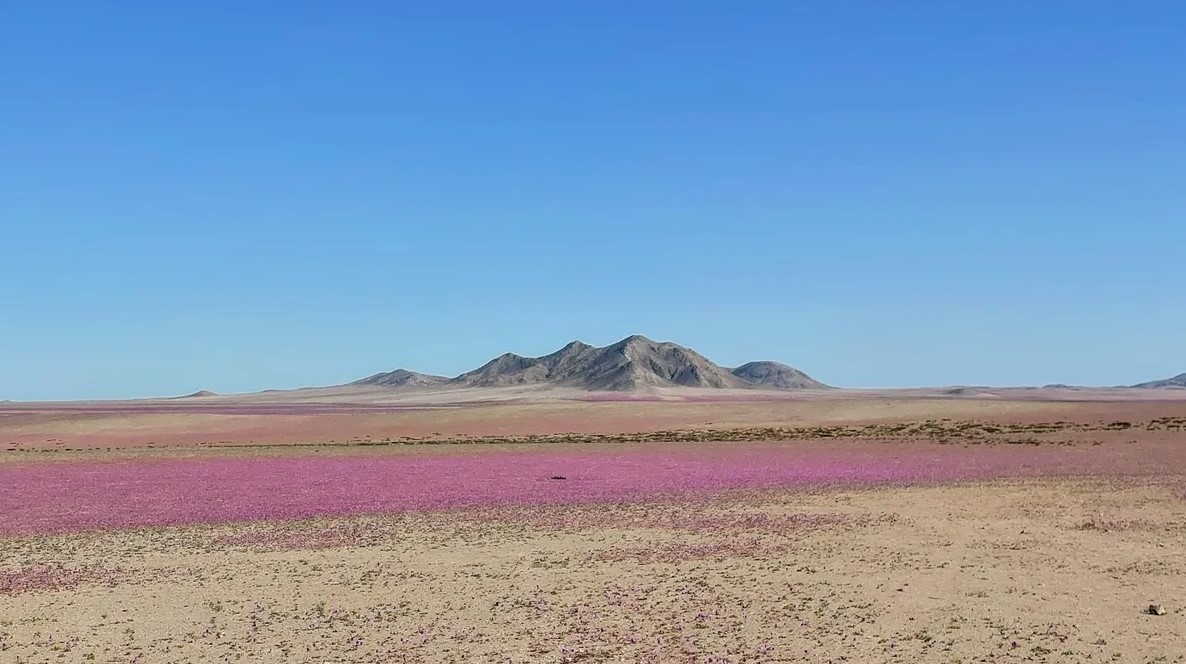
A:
[[353, 369, 449, 388]]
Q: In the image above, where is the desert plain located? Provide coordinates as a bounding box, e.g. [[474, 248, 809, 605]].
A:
[[2, 385, 1186, 663]]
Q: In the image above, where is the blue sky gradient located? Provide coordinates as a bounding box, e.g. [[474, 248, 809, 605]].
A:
[[2, 1, 1184, 399]]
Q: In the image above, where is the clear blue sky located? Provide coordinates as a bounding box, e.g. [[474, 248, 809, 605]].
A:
[[2, 1, 1184, 400]]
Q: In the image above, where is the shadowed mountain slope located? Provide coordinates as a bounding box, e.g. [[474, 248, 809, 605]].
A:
[[1132, 373, 1186, 389]]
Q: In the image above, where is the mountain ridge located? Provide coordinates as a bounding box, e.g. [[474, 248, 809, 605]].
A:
[[354, 335, 828, 392], [1132, 373, 1186, 389]]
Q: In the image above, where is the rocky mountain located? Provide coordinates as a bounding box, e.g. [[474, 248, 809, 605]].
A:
[[1132, 373, 1186, 389], [356, 335, 827, 391], [353, 369, 449, 388], [729, 361, 826, 389], [454, 336, 745, 390]]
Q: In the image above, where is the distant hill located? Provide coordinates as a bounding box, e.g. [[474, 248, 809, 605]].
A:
[[730, 361, 827, 389], [1132, 373, 1186, 389], [174, 390, 219, 399], [353, 369, 449, 388], [355, 335, 828, 392]]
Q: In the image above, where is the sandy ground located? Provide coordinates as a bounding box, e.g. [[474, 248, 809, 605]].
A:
[[3, 390, 1185, 450], [2, 479, 1184, 663]]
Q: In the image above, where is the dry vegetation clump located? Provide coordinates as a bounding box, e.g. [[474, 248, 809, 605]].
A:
[[263, 417, 1183, 448], [0, 563, 128, 594]]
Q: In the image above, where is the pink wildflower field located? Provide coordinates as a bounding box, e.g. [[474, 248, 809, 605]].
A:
[[0, 439, 1167, 537]]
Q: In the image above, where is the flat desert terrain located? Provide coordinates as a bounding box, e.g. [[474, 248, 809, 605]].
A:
[[2, 385, 1183, 451], [2, 388, 1185, 663]]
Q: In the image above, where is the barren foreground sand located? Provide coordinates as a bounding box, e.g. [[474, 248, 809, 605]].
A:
[[2, 480, 1184, 663]]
